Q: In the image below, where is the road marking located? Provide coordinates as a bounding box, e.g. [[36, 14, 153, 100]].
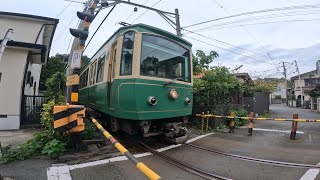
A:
[[48, 132, 214, 179], [300, 162, 320, 180], [253, 128, 304, 134], [47, 164, 72, 180]]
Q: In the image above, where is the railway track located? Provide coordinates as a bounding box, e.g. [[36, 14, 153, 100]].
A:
[[185, 143, 320, 169], [138, 142, 232, 180]]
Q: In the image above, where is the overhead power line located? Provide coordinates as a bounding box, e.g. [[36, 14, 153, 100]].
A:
[[184, 35, 272, 63], [182, 28, 273, 63], [84, 5, 116, 52], [131, 0, 163, 24], [183, 3, 320, 28], [56, 1, 73, 18], [124, 0, 152, 22], [212, 0, 279, 71], [194, 18, 320, 32]]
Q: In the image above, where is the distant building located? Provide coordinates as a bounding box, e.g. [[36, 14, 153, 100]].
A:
[[290, 61, 320, 109], [0, 12, 58, 130], [270, 82, 286, 104], [233, 73, 254, 86]]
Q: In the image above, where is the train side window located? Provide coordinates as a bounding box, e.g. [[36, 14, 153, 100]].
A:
[[81, 69, 88, 88], [96, 54, 105, 83], [120, 31, 135, 76]]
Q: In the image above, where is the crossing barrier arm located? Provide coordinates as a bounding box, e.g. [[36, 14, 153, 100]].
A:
[[91, 117, 161, 180]]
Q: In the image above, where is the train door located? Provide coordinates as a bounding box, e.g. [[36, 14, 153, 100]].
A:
[[107, 42, 117, 109]]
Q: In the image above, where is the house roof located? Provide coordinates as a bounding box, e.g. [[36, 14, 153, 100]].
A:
[[291, 70, 317, 80], [234, 73, 254, 85], [0, 11, 59, 23]]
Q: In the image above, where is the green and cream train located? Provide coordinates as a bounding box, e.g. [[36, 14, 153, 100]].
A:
[[79, 24, 193, 143]]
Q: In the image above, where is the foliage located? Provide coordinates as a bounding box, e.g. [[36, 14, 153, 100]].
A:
[[44, 72, 66, 101], [82, 118, 104, 140], [259, 112, 273, 118], [229, 107, 249, 126], [40, 54, 90, 91], [0, 130, 66, 163], [194, 66, 243, 105], [42, 139, 66, 158], [305, 85, 320, 97], [253, 78, 277, 93], [192, 50, 219, 75]]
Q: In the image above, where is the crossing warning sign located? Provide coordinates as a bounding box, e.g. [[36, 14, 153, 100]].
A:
[[71, 50, 82, 68]]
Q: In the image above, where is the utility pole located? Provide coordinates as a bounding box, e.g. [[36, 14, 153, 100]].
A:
[[175, 8, 182, 37], [282, 62, 288, 105], [0, 29, 13, 63], [294, 60, 303, 108]]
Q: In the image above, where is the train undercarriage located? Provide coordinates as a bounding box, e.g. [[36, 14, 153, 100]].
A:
[[96, 116, 188, 144]]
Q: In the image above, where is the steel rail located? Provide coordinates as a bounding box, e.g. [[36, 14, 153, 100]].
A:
[[186, 143, 320, 169], [139, 142, 231, 180]]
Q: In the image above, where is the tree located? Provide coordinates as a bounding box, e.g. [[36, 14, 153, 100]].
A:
[[40, 54, 90, 91], [39, 54, 67, 91], [193, 66, 243, 105], [192, 50, 219, 75]]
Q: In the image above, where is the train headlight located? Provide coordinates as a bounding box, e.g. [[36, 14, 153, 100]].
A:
[[169, 89, 179, 100], [148, 96, 157, 106], [185, 97, 191, 104]]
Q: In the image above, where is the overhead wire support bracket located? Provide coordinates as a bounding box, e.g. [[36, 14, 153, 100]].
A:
[[104, 0, 176, 15]]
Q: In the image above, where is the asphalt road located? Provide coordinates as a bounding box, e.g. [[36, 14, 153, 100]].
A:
[[2, 104, 320, 180], [71, 104, 320, 180]]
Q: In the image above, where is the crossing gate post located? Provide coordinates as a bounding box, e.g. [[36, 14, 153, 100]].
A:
[[248, 112, 254, 136], [229, 112, 235, 133], [206, 111, 210, 132], [201, 112, 205, 133], [290, 114, 299, 140]]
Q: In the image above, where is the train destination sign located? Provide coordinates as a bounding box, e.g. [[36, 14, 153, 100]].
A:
[[66, 75, 80, 86], [70, 50, 82, 68]]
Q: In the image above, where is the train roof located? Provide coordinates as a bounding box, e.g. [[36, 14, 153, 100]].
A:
[[91, 23, 191, 58]]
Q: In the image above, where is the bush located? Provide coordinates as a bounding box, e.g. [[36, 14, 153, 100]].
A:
[[228, 107, 249, 127], [42, 139, 66, 158]]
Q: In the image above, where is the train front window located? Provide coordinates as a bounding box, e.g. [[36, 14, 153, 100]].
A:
[[140, 34, 190, 82]]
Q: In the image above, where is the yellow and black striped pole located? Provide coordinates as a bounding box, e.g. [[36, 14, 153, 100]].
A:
[[70, 0, 98, 105], [206, 111, 210, 132], [290, 114, 299, 140], [91, 118, 161, 180], [229, 112, 235, 133], [248, 112, 254, 136], [201, 112, 205, 133]]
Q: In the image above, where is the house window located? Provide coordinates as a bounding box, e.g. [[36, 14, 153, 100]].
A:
[[120, 31, 135, 76], [30, 76, 34, 87], [26, 71, 31, 84]]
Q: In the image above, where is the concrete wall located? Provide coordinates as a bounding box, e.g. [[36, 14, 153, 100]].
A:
[[0, 48, 28, 130]]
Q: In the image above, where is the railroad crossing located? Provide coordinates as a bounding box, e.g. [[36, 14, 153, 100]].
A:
[[27, 104, 320, 179]]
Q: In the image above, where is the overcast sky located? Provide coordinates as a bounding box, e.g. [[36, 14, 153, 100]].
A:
[[1, 0, 320, 78]]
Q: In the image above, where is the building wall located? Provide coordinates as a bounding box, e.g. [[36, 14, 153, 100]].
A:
[[0, 17, 44, 43], [0, 48, 28, 129]]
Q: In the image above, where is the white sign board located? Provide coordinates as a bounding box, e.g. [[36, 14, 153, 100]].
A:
[[71, 50, 82, 69]]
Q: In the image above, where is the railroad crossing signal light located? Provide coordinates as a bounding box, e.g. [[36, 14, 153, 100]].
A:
[[77, 11, 95, 23], [69, 28, 89, 40]]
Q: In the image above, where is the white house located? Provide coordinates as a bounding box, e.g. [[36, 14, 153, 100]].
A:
[[290, 61, 320, 109], [270, 82, 286, 104], [0, 12, 58, 130]]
